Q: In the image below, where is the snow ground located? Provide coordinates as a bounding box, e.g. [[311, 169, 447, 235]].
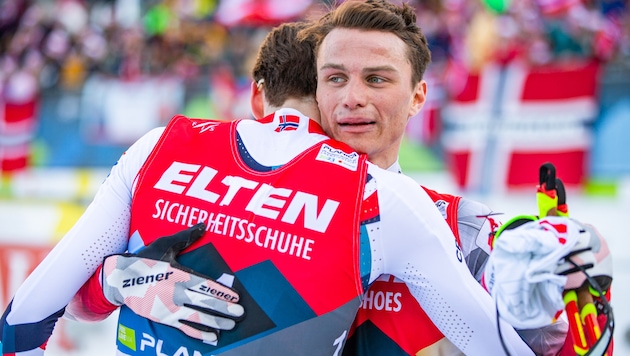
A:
[[37, 172, 630, 355]]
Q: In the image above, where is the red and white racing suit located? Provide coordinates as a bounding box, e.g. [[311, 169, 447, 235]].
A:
[[344, 186, 568, 356], [0, 109, 533, 355], [344, 188, 497, 356]]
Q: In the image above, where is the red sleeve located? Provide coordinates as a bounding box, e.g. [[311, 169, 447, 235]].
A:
[[65, 265, 118, 322]]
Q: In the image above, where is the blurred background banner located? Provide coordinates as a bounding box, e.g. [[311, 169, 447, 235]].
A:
[[0, 0, 629, 354], [80, 74, 185, 144], [0, 243, 51, 308]]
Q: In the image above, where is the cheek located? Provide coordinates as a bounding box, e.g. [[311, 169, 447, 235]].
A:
[[321, 117, 334, 133], [383, 120, 406, 141], [392, 93, 416, 123], [317, 97, 336, 126], [318, 109, 335, 132], [316, 92, 331, 111], [386, 107, 410, 138], [317, 93, 335, 110]]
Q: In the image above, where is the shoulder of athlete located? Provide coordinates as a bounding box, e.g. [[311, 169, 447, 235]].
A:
[[367, 164, 484, 285], [457, 198, 497, 228], [104, 127, 165, 191], [458, 197, 492, 216], [367, 163, 444, 225]]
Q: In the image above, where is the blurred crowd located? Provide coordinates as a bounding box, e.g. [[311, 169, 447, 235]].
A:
[[0, 0, 629, 173], [2, 0, 628, 87]]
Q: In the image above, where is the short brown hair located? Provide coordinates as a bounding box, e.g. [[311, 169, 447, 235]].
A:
[[251, 22, 317, 107], [301, 0, 431, 86]]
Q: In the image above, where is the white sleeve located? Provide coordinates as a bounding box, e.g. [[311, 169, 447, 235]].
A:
[[6, 128, 163, 326], [368, 166, 533, 356]]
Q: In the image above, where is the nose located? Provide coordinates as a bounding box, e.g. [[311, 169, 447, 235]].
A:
[[341, 79, 368, 109]]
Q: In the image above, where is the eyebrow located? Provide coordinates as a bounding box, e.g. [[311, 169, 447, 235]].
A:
[[319, 63, 345, 71], [319, 63, 398, 74]]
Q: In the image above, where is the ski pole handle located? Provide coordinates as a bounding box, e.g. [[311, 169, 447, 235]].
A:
[[564, 289, 589, 355]]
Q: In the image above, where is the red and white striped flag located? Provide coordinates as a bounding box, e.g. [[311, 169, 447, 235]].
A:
[[441, 59, 601, 192]]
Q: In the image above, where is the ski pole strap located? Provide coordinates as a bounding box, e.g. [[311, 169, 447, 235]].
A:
[[490, 215, 537, 249]]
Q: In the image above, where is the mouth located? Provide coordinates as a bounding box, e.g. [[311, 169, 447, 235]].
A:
[[338, 118, 376, 127], [339, 121, 375, 126], [337, 121, 376, 134]]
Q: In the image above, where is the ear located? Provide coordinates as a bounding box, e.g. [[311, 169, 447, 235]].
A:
[[408, 80, 427, 118], [250, 81, 264, 120]]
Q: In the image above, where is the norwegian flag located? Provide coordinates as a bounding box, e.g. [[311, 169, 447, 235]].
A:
[[441, 59, 600, 192], [275, 114, 300, 132]]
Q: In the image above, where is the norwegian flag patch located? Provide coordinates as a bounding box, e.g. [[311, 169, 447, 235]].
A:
[[274, 114, 300, 132]]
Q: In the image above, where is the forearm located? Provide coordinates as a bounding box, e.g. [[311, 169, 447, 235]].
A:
[[375, 186, 532, 354]]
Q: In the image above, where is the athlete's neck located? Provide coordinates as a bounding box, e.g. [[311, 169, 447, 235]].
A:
[[266, 97, 320, 124]]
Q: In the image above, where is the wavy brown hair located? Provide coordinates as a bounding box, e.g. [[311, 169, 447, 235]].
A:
[[251, 22, 318, 107]]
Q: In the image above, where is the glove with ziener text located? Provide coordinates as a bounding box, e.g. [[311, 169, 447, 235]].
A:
[[101, 223, 244, 343]]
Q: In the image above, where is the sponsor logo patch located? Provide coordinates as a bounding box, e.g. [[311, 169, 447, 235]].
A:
[[118, 323, 137, 351], [316, 144, 359, 171]]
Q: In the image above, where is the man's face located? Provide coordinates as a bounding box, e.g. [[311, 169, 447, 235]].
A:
[[316, 28, 427, 169]]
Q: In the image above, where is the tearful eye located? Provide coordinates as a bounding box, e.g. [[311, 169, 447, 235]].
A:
[[367, 76, 385, 84]]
